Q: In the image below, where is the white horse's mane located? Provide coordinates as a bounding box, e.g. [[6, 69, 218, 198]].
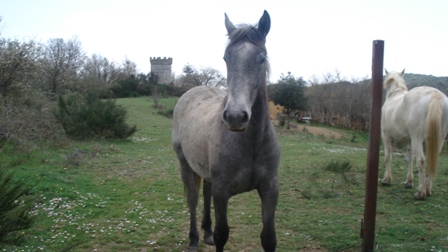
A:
[[384, 71, 408, 97]]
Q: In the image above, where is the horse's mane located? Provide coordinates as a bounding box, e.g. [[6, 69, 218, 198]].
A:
[[226, 24, 271, 80], [384, 72, 408, 97], [227, 24, 266, 48]]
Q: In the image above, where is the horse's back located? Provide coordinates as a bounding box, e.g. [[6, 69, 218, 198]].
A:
[[383, 86, 448, 142], [173, 86, 226, 125]]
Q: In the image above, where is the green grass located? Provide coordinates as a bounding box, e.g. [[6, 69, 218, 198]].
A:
[[1, 96, 448, 251]]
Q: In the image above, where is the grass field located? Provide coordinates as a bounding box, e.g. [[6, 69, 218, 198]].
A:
[[2, 96, 448, 252]]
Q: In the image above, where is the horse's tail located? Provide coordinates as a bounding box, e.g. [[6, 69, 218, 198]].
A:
[[425, 94, 443, 180], [184, 172, 202, 207]]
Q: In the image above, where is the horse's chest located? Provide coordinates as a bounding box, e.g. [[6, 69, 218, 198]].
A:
[[212, 148, 275, 193]]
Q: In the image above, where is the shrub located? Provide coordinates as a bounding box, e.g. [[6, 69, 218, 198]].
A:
[[323, 159, 353, 183], [157, 108, 174, 118], [55, 93, 137, 140], [0, 167, 35, 248], [112, 78, 139, 98], [0, 92, 68, 151]]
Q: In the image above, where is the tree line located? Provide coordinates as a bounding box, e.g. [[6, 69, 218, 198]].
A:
[[0, 35, 145, 99], [269, 70, 448, 132], [2, 17, 447, 141]]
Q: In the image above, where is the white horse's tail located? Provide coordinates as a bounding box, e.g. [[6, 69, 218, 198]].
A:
[[425, 94, 442, 179]]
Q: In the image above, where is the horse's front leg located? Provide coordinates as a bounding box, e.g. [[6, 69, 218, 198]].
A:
[[381, 134, 393, 185], [258, 178, 279, 252], [212, 188, 230, 252], [404, 144, 414, 188], [202, 180, 214, 246]]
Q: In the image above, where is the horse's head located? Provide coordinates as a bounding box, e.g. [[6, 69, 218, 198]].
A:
[[384, 69, 408, 95], [222, 11, 270, 131]]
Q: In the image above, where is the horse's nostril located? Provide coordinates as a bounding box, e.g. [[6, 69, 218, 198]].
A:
[[223, 110, 228, 121], [242, 111, 249, 123]]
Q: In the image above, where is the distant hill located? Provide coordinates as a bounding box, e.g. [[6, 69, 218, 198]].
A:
[[404, 73, 448, 95]]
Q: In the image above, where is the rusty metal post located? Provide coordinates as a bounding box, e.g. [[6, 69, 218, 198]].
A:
[[362, 40, 384, 252]]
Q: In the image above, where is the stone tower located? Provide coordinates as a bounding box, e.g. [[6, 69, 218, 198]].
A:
[[150, 57, 173, 84]]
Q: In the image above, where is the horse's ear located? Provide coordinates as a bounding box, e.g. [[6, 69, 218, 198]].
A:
[[258, 10, 270, 37], [225, 13, 236, 35], [385, 69, 389, 74], [400, 69, 405, 76]]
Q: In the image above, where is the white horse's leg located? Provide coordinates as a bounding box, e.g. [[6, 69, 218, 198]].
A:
[[404, 144, 414, 188], [381, 134, 393, 185], [413, 141, 427, 200]]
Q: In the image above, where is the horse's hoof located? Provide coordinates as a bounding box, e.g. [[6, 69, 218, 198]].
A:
[[404, 182, 413, 189], [188, 246, 199, 252], [204, 235, 215, 245], [381, 178, 391, 186], [414, 191, 426, 200]]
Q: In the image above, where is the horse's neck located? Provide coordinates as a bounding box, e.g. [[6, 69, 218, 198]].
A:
[[387, 88, 407, 99], [250, 85, 271, 127]]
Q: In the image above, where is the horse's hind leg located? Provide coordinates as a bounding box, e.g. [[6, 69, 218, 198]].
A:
[[413, 141, 427, 200], [202, 180, 214, 246], [381, 134, 393, 185], [404, 144, 414, 188], [182, 168, 201, 251], [174, 145, 201, 251]]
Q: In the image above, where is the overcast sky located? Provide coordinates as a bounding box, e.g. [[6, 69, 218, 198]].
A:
[[1, 0, 447, 82]]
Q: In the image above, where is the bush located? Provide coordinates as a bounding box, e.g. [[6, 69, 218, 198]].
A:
[[0, 92, 68, 151], [55, 93, 137, 140], [323, 159, 354, 183], [157, 108, 174, 118], [112, 77, 140, 98], [0, 167, 35, 248]]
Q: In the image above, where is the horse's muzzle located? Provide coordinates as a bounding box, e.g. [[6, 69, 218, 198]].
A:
[[222, 110, 249, 131]]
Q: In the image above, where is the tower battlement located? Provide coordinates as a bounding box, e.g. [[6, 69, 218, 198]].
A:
[[150, 57, 173, 65]]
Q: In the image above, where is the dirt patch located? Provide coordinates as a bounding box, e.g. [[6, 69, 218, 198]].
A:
[[291, 124, 342, 139], [274, 120, 343, 139]]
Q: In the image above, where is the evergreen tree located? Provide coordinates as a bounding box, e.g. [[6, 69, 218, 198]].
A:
[[270, 72, 307, 128]]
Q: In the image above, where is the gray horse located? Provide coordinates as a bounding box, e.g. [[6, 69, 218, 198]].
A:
[[172, 10, 280, 252]]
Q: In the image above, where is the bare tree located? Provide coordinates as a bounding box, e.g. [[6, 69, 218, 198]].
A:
[[197, 67, 226, 88], [306, 70, 371, 131], [83, 54, 117, 84], [43, 37, 85, 95], [0, 38, 41, 97], [177, 64, 226, 89], [82, 55, 137, 84], [120, 57, 137, 78]]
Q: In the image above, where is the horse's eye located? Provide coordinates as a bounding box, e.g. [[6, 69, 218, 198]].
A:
[[258, 55, 266, 64]]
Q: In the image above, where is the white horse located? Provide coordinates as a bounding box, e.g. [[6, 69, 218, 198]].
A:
[[381, 69, 448, 199]]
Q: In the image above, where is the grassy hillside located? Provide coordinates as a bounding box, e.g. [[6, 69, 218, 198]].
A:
[[1, 96, 448, 251]]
